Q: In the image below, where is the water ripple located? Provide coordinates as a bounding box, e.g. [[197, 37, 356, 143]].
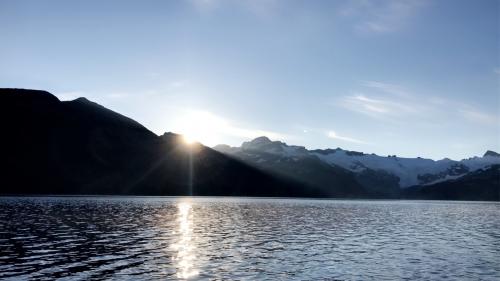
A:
[[0, 197, 499, 280]]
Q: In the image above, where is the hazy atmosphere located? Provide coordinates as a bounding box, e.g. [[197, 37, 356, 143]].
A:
[[1, 0, 499, 160]]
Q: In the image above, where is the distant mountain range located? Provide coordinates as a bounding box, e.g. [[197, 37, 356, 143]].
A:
[[1, 88, 498, 200], [214, 137, 500, 200]]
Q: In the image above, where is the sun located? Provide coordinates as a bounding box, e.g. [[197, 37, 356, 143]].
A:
[[182, 134, 196, 145], [174, 110, 228, 146]]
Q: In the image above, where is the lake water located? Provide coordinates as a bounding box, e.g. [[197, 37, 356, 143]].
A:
[[0, 197, 499, 280]]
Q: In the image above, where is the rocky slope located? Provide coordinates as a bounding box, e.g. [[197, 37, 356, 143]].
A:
[[402, 165, 500, 201]]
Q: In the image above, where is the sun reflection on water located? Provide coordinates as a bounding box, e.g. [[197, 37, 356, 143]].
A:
[[171, 201, 199, 279]]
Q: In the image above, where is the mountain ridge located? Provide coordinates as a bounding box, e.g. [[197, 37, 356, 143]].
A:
[[214, 136, 500, 189]]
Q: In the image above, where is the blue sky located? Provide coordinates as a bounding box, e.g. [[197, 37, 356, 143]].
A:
[[1, 0, 498, 160]]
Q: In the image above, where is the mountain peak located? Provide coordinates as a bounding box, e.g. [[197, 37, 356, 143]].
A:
[[73, 97, 92, 103], [241, 136, 285, 152], [249, 136, 272, 144], [484, 150, 500, 157]]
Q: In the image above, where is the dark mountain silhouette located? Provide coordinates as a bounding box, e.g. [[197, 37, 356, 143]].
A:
[[0, 88, 328, 197], [402, 165, 500, 201]]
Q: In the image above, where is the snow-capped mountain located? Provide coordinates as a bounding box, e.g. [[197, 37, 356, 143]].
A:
[[311, 149, 500, 187], [214, 137, 500, 188], [215, 137, 370, 197]]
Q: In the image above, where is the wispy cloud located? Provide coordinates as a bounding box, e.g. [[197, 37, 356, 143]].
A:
[[459, 108, 499, 126], [327, 130, 369, 144], [339, 81, 425, 119], [494, 68, 500, 75], [362, 80, 410, 97], [341, 0, 429, 34], [341, 93, 419, 118], [338, 80, 499, 127]]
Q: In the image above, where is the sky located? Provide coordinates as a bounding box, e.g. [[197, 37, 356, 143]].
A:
[[1, 0, 499, 160]]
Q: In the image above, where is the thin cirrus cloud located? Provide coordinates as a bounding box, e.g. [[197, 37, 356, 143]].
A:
[[361, 80, 411, 97], [327, 130, 369, 145], [340, 0, 429, 34], [341, 93, 419, 117], [338, 80, 499, 127], [339, 81, 423, 119], [459, 108, 499, 126]]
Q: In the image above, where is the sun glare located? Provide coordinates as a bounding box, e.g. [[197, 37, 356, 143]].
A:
[[175, 110, 229, 146], [170, 201, 199, 279], [182, 135, 196, 145]]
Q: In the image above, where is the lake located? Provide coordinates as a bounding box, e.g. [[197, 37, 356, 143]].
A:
[[0, 197, 499, 280]]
